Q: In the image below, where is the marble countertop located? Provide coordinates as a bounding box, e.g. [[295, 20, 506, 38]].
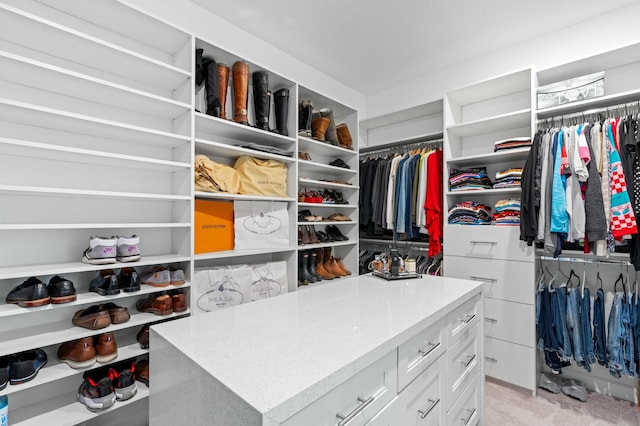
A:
[[151, 274, 482, 423]]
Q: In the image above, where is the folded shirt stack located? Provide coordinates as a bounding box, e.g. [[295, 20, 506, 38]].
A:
[[493, 198, 521, 225], [449, 167, 493, 191], [447, 201, 493, 225], [241, 142, 294, 157], [493, 168, 523, 188], [493, 137, 532, 152]]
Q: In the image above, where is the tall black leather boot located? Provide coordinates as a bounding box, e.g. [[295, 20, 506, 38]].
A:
[[274, 88, 289, 136], [308, 249, 321, 281], [195, 49, 205, 87], [203, 56, 221, 117], [252, 71, 270, 131], [298, 250, 309, 286], [298, 100, 313, 137]]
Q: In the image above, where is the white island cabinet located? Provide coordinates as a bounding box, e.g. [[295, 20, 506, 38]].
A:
[[149, 275, 484, 426]]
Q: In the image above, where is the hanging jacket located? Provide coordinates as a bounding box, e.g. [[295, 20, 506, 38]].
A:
[[606, 123, 638, 239], [520, 131, 541, 245], [583, 124, 608, 243]]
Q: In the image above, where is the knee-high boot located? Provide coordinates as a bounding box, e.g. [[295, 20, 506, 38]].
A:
[[203, 57, 220, 117], [252, 71, 270, 131], [232, 61, 249, 124], [274, 88, 289, 136], [217, 63, 229, 119]]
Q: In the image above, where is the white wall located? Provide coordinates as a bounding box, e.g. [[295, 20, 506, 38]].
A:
[[365, 2, 640, 120], [121, 0, 366, 115]]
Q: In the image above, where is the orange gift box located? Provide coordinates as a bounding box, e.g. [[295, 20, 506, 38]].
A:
[[194, 199, 234, 254]]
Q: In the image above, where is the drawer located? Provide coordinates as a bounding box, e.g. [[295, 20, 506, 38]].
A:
[[484, 337, 536, 391], [283, 349, 398, 426], [446, 374, 480, 426], [364, 396, 399, 426], [446, 295, 479, 346], [396, 353, 446, 426], [446, 323, 479, 410], [445, 256, 535, 304], [444, 225, 534, 262], [483, 298, 535, 347], [398, 316, 446, 391]]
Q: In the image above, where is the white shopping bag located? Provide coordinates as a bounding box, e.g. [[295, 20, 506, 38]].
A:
[[193, 265, 252, 314], [250, 261, 288, 301], [234, 200, 289, 250]]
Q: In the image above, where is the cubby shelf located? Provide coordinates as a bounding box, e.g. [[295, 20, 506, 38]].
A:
[[0, 184, 190, 201], [298, 178, 359, 190], [194, 191, 295, 202], [298, 159, 357, 175], [195, 112, 296, 147], [0, 223, 191, 230], [297, 240, 356, 250], [195, 138, 295, 164], [194, 247, 295, 261], [298, 136, 357, 156], [446, 109, 531, 137], [446, 187, 522, 196], [445, 147, 530, 167], [298, 202, 358, 209]]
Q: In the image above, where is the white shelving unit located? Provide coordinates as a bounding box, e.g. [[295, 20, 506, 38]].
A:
[[0, 1, 192, 425], [442, 68, 537, 395], [297, 86, 359, 285]]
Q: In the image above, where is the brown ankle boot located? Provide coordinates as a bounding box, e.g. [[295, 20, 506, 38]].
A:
[[323, 248, 340, 277], [315, 248, 335, 279], [217, 63, 229, 119], [330, 257, 348, 277], [336, 258, 352, 275], [311, 112, 330, 141], [336, 123, 353, 149], [232, 61, 249, 124]]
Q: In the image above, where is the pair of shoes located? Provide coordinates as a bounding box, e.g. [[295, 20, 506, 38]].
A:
[[328, 213, 350, 221], [77, 360, 137, 411], [298, 151, 312, 161], [136, 289, 186, 316], [89, 268, 140, 296], [141, 265, 185, 287], [320, 190, 348, 205], [1, 349, 47, 386], [135, 358, 149, 387], [72, 303, 130, 330], [326, 225, 348, 241], [303, 190, 323, 204], [298, 250, 321, 285], [6, 276, 77, 307], [298, 225, 320, 245], [82, 235, 141, 264], [57, 332, 118, 369], [299, 209, 323, 222], [314, 247, 351, 279], [329, 158, 350, 169]]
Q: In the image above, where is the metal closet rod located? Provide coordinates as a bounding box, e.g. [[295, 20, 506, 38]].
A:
[[359, 139, 443, 157], [360, 242, 430, 252], [538, 255, 630, 266], [536, 100, 640, 126]]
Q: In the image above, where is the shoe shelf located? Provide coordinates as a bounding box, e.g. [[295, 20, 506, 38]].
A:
[[298, 136, 357, 157], [0, 4, 190, 94], [298, 178, 359, 190], [195, 112, 296, 148], [298, 202, 358, 209], [297, 159, 357, 176], [0, 282, 192, 320], [9, 383, 149, 426], [0, 185, 191, 201], [0, 223, 191, 231], [297, 221, 356, 226], [297, 240, 356, 250], [195, 138, 296, 164], [0, 254, 192, 280], [194, 247, 295, 262], [0, 99, 190, 149], [0, 333, 147, 397], [445, 146, 530, 167], [0, 137, 191, 172], [0, 310, 190, 357], [194, 191, 296, 203]]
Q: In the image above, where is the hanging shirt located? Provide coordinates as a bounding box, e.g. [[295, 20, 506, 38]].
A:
[[607, 122, 638, 239]]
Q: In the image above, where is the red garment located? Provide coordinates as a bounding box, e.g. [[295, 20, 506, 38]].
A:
[[425, 149, 443, 257]]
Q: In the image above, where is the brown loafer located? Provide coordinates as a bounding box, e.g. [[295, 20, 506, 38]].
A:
[[136, 293, 173, 316], [72, 305, 111, 330], [99, 302, 130, 324]]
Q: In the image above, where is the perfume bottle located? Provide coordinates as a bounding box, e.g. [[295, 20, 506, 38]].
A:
[[389, 249, 401, 276]]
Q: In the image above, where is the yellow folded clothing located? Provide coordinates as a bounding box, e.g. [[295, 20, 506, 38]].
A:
[[234, 155, 287, 197], [194, 154, 240, 193]]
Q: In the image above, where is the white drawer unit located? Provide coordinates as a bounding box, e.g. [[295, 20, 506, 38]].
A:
[[398, 316, 446, 391], [447, 374, 480, 426], [283, 349, 398, 426], [483, 298, 535, 347], [446, 323, 479, 410], [484, 336, 536, 391], [446, 295, 479, 345], [444, 225, 534, 262], [396, 353, 446, 426], [363, 397, 399, 426], [445, 256, 535, 305]]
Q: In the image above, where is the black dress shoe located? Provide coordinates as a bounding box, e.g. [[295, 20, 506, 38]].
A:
[[47, 275, 77, 304], [89, 270, 120, 296], [331, 190, 348, 204], [6, 277, 50, 308], [118, 267, 140, 292], [329, 158, 350, 169], [326, 225, 348, 241]]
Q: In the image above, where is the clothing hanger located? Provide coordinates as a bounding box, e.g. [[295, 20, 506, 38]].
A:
[[614, 272, 624, 293], [566, 269, 580, 289], [581, 269, 586, 298]]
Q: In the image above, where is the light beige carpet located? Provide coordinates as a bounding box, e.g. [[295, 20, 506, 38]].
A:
[[485, 379, 640, 425]]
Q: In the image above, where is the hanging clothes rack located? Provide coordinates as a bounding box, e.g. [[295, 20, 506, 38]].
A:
[[539, 255, 631, 266], [536, 101, 640, 129], [359, 138, 443, 158]]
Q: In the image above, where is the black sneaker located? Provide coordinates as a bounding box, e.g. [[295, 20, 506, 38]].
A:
[[47, 275, 77, 304], [0, 355, 11, 390], [89, 270, 120, 296], [6, 277, 50, 308], [9, 348, 47, 385], [117, 267, 140, 292], [77, 373, 116, 412], [109, 361, 137, 401]]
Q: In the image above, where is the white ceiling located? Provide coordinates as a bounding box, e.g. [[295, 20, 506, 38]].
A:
[[191, 0, 637, 97]]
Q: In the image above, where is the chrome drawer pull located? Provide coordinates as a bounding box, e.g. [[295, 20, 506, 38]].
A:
[[484, 317, 498, 323], [469, 276, 497, 283], [485, 356, 498, 363], [461, 313, 476, 324], [336, 395, 374, 426], [461, 408, 476, 425], [459, 353, 476, 368], [418, 397, 440, 419], [470, 240, 497, 245], [418, 341, 440, 358]]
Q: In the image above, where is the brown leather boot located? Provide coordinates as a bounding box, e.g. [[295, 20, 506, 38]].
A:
[[336, 123, 353, 149], [315, 248, 335, 279], [232, 61, 249, 124], [336, 258, 352, 275], [217, 63, 229, 119], [330, 257, 348, 277], [311, 112, 330, 141], [323, 248, 341, 277]]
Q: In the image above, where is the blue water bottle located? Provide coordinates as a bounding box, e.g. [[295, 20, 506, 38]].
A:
[[0, 395, 7, 426]]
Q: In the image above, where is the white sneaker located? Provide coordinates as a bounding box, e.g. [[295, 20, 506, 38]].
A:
[[116, 235, 140, 262], [82, 236, 117, 264]]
